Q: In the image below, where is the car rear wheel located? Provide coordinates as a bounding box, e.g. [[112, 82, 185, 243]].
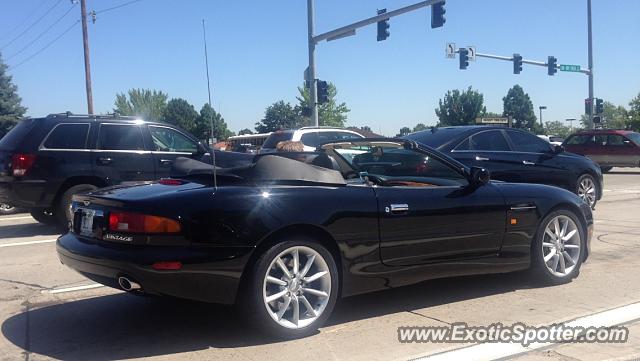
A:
[[57, 184, 98, 226], [530, 209, 584, 285], [30, 209, 58, 225], [576, 174, 598, 209], [241, 237, 339, 338]]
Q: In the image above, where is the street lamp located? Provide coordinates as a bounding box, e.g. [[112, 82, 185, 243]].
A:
[[565, 118, 576, 131], [539, 106, 547, 126]]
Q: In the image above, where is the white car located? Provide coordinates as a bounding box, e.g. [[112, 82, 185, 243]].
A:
[[259, 127, 364, 153], [537, 135, 565, 146]]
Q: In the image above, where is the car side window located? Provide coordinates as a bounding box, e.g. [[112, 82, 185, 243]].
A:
[[300, 132, 320, 147], [464, 130, 510, 151], [607, 135, 625, 146], [149, 126, 198, 153], [565, 135, 590, 145], [506, 130, 552, 153], [43, 124, 90, 149], [97, 124, 145, 151], [593, 135, 607, 146]]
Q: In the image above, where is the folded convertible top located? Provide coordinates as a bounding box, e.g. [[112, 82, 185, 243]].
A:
[[170, 155, 345, 185]]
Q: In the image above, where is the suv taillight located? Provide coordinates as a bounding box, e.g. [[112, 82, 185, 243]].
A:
[[11, 154, 36, 177]]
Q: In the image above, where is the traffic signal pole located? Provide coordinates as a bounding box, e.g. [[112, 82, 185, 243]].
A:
[[306, 0, 445, 127], [587, 0, 594, 128]]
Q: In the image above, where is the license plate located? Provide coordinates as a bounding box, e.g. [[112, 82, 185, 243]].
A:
[[79, 209, 96, 236]]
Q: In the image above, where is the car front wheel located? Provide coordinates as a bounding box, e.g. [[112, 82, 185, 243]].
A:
[[242, 237, 339, 338], [0, 203, 16, 215], [576, 174, 598, 209], [530, 209, 584, 285]]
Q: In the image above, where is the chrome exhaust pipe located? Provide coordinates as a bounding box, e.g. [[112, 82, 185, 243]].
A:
[[117, 276, 141, 291]]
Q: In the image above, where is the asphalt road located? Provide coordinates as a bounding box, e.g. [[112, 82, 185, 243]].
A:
[[1, 169, 640, 361]]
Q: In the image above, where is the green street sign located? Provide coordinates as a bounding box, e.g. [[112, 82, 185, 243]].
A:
[[560, 64, 581, 72]]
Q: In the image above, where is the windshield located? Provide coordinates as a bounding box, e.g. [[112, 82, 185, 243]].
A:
[[0, 118, 37, 150], [627, 132, 640, 146], [262, 131, 293, 149], [403, 127, 467, 148]]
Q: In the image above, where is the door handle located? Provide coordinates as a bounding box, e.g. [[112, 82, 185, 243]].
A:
[[475, 156, 489, 161], [96, 157, 113, 165], [159, 159, 174, 166], [522, 160, 535, 165], [386, 203, 409, 214]]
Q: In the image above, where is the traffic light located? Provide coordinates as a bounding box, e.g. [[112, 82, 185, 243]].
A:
[[595, 98, 604, 114], [317, 80, 329, 104], [585, 98, 593, 115], [547, 56, 558, 76], [431, 1, 446, 28], [376, 9, 390, 41], [513, 53, 523, 74], [459, 48, 469, 70]]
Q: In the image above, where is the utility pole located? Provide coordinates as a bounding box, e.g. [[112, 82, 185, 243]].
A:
[[307, 0, 318, 127], [587, 0, 594, 129], [80, 0, 93, 114], [539, 106, 547, 127]]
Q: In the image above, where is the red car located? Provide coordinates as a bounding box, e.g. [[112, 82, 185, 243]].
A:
[[563, 130, 640, 172]]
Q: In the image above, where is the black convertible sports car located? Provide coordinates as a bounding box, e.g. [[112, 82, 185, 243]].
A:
[[57, 139, 593, 337]]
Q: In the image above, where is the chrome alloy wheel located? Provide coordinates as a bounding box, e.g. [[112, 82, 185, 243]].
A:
[[262, 246, 331, 329], [0, 203, 14, 212], [577, 177, 596, 208], [542, 215, 581, 277]]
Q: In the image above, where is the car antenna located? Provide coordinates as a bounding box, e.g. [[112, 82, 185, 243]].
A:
[[202, 19, 217, 191]]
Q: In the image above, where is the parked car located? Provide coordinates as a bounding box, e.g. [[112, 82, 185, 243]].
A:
[[563, 129, 640, 173], [57, 138, 592, 338], [259, 127, 364, 153], [0, 113, 253, 226], [404, 126, 603, 208], [538, 134, 565, 146]]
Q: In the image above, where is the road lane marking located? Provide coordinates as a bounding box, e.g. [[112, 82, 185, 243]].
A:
[[0, 216, 34, 221], [45, 283, 105, 294], [0, 239, 57, 248], [411, 301, 640, 361]]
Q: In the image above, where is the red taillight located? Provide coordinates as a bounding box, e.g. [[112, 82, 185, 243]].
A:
[[158, 178, 184, 186], [11, 154, 36, 177], [152, 261, 183, 270], [108, 212, 181, 234]]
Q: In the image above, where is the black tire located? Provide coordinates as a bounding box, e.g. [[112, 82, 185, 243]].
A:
[[239, 236, 339, 338], [600, 166, 612, 173], [30, 209, 58, 225], [529, 209, 585, 285], [57, 184, 98, 226], [0, 203, 17, 215], [576, 173, 598, 209]]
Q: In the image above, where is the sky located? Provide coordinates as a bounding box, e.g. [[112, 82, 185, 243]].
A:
[[1, 0, 639, 136]]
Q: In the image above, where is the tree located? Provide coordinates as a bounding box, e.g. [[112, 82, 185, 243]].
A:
[[114, 88, 168, 121], [255, 100, 304, 133], [0, 53, 27, 138], [195, 103, 233, 142], [544, 120, 572, 138], [396, 127, 412, 137], [413, 123, 427, 132], [629, 93, 640, 131], [580, 101, 629, 130], [435, 87, 486, 126], [297, 82, 350, 127], [162, 98, 198, 134], [238, 128, 253, 135], [502, 85, 538, 132]]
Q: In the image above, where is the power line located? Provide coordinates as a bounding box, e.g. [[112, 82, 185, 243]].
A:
[[9, 20, 80, 70], [6, 4, 78, 61], [1, 0, 65, 50], [94, 0, 143, 15], [0, 0, 51, 41]]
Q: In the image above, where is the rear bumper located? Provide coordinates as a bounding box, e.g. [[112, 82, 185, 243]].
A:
[[0, 178, 50, 208], [56, 233, 254, 304]]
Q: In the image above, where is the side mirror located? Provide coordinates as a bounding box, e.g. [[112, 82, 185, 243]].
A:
[[470, 166, 490, 186], [552, 144, 565, 154]]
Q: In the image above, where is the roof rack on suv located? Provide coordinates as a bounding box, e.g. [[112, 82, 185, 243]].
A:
[[46, 112, 139, 119], [298, 126, 348, 130]]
